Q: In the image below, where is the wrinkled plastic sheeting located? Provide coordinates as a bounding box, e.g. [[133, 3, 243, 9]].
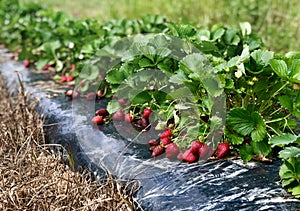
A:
[[0, 49, 299, 210]]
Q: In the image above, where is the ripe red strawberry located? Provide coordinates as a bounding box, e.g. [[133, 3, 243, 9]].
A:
[[124, 113, 133, 123], [141, 117, 149, 128], [91, 116, 103, 125], [24, 60, 30, 68], [143, 108, 152, 119], [177, 152, 184, 160], [79, 81, 85, 87], [69, 64, 76, 70], [198, 143, 213, 160], [190, 141, 204, 154], [95, 108, 109, 117], [112, 110, 125, 121], [160, 128, 172, 139], [216, 142, 230, 159], [86, 92, 96, 101], [165, 143, 179, 159], [160, 137, 171, 146], [42, 64, 51, 70], [60, 75, 67, 83], [118, 98, 128, 107], [149, 146, 156, 151], [66, 75, 74, 82], [148, 139, 159, 146], [151, 145, 164, 157], [182, 149, 198, 163]]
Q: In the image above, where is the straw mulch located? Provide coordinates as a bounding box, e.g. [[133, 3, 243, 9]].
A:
[[0, 75, 140, 210]]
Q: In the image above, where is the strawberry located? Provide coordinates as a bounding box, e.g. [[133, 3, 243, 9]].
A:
[[151, 145, 164, 157], [177, 152, 184, 160], [42, 64, 51, 70], [160, 128, 172, 139], [96, 90, 105, 99], [79, 81, 85, 87], [69, 64, 76, 70], [66, 75, 74, 82], [182, 149, 198, 163], [141, 117, 149, 128], [160, 137, 171, 146], [216, 142, 230, 159], [198, 143, 213, 160], [60, 75, 67, 83], [118, 98, 128, 107], [165, 143, 179, 159], [112, 110, 125, 121], [98, 74, 104, 80], [149, 146, 156, 151], [190, 141, 204, 154], [95, 108, 109, 117], [124, 113, 133, 123], [148, 139, 159, 146], [24, 59, 30, 68], [143, 108, 152, 119], [86, 92, 96, 101], [91, 116, 103, 125], [65, 90, 80, 99]]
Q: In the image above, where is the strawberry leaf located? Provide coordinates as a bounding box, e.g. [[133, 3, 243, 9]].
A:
[[251, 140, 271, 156], [227, 108, 266, 141], [289, 59, 300, 83], [278, 147, 300, 159], [238, 144, 253, 162], [279, 95, 293, 111], [251, 49, 273, 67], [270, 59, 288, 79], [269, 133, 299, 147]]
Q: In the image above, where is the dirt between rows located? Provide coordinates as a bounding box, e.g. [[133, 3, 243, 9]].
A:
[[0, 75, 139, 210]]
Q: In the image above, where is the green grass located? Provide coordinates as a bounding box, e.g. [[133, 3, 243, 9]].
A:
[[22, 0, 300, 53]]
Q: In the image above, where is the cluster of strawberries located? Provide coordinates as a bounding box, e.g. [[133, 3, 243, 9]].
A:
[[148, 128, 230, 163]]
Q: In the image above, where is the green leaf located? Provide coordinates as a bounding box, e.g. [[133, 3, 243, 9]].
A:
[[251, 49, 273, 67], [279, 163, 294, 179], [55, 59, 63, 72], [36, 58, 49, 70], [179, 53, 206, 75], [106, 100, 122, 114], [279, 146, 300, 159], [285, 51, 300, 59], [201, 76, 223, 97], [169, 71, 189, 84], [270, 59, 288, 79], [282, 178, 296, 187], [251, 140, 271, 156], [269, 133, 299, 147], [131, 91, 152, 104], [227, 108, 266, 141], [106, 68, 127, 84], [289, 59, 300, 83], [290, 185, 300, 198], [139, 57, 154, 68], [212, 28, 225, 41], [278, 95, 293, 111], [238, 144, 253, 162], [225, 130, 244, 145]]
